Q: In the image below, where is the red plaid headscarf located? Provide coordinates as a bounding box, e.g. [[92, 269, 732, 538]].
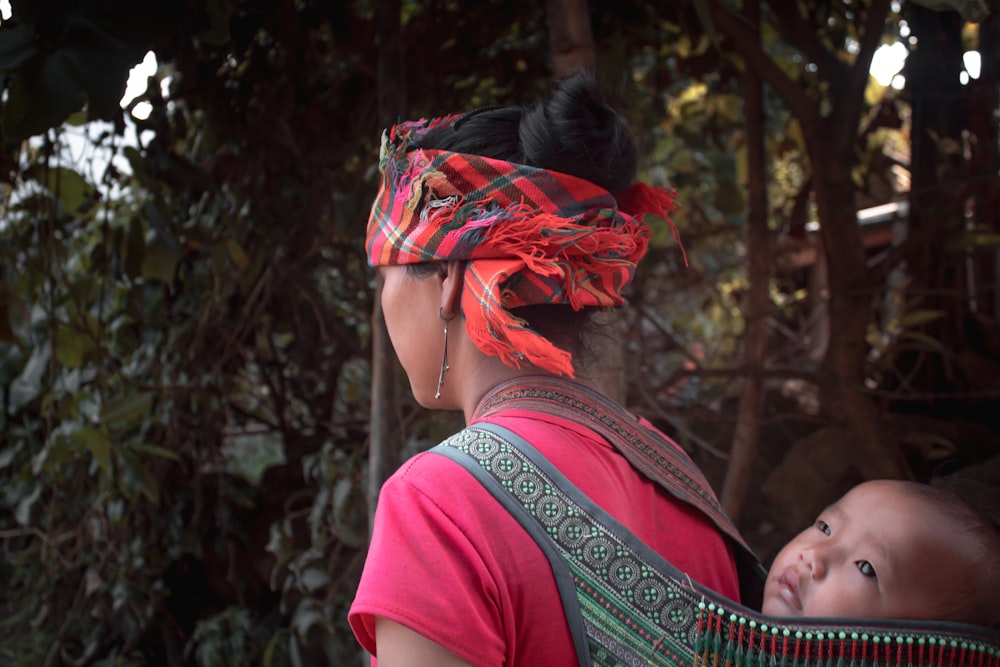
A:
[[366, 115, 683, 378]]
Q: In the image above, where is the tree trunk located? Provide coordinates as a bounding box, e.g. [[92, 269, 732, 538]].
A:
[[978, 5, 1000, 319], [898, 5, 967, 388], [721, 0, 769, 522], [369, 0, 404, 535], [364, 3, 405, 664], [811, 157, 907, 480], [544, 0, 626, 404], [545, 0, 596, 76], [707, 0, 906, 481]]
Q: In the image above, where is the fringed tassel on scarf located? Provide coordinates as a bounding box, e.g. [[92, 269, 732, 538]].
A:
[[456, 256, 575, 377], [617, 181, 686, 266], [419, 193, 653, 378]]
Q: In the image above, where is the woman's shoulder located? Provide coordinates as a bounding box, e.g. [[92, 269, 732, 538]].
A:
[[380, 438, 507, 510], [390, 446, 476, 486], [381, 416, 600, 514]]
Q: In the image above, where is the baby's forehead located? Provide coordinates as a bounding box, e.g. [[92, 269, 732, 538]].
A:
[[838, 480, 976, 551], [840, 479, 933, 508]]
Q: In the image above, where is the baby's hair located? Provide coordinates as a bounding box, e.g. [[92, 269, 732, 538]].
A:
[[901, 481, 1000, 630]]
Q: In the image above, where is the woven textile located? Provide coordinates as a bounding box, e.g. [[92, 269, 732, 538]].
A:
[[365, 115, 681, 377], [434, 377, 1000, 667], [473, 376, 756, 562], [436, 424, 1000, 667]]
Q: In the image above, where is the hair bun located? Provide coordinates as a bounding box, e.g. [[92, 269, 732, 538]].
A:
[[518, 72, 638, 196]]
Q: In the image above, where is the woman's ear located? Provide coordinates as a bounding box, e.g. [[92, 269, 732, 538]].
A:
[[440, 261, 465, 318]]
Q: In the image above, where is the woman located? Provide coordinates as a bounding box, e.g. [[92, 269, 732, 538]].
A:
[[349, 73, 760, 667]]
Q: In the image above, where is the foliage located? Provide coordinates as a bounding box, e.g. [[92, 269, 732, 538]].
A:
[[1, 0, 377, 663], [0, 0, 564, 663], [1, 0, 999, 664]]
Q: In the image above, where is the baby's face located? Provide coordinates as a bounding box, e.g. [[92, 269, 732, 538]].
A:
[[762, 480, 979, 620]]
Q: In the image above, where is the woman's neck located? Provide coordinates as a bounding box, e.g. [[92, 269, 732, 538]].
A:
[[459, 365, 607, 424], [459, 363, 550, 424]]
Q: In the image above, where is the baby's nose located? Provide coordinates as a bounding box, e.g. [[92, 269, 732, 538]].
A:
[[800, 547, 826, 578]]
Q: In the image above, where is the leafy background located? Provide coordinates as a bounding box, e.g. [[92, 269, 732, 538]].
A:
[[1, 0, 998, 664]]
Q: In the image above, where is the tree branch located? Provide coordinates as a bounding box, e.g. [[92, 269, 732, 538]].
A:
[[705, 0, 824, 138], [836, 0, 892, 147], [769, 2, 850, 88]]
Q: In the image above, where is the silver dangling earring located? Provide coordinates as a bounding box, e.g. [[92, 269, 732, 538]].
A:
[[436, 307, 456, 399]]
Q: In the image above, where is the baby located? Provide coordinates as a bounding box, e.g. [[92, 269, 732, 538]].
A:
[[762, 479, 1000, 628]]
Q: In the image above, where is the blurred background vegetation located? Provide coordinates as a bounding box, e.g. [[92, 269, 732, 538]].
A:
[[1, 0, 998, 664]]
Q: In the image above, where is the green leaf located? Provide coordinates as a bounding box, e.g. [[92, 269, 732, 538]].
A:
[[896, 309, 946, 330], [14, 482, 43, 525], [223, 430, 286, 485], [0, 14, 144, 141], [0, 444, 18, 469], [690, 0, 720, 52], [0, 23, 40, 70], [960, 232, 1000, 249], [100, 392, 154, 428], [330, 478, 364, 548], [1, 54, 86, 143], [199, 0, 236, 46], [713, 179, 746, 215], [907, 0, 989, 22], [141, 240, 181, 286], [123, 216, 146, 278], [291, 600, 324, 639], [668, 148, 702, 175], [9, 345, 50, 413], [62, 19, 144, 122], [0, 282, 20, 343], [298, 567, 329, 592], [131, 442, 181, 462], [120, 449, 158, 504], [134, 461, 158, 504], [64, 109, 88, 126], [51, 166, 95, 213], [711, 94, 743, 123], [262, 629, 288, 667], [74, 426, 113, 476], [123, 145, 151, 185], [266, 520, 295, 578], [26, 164, 96, 215], [899, 330, 948, 355], [225, 239, 249, 271], [288, 634, 303, 667], [55, 325, 93, 368]]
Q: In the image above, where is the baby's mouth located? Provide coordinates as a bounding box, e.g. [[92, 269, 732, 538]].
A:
[[776, 567, 803, 612]]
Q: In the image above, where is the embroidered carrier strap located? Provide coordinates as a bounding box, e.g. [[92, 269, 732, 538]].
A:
[[433, 422, 714, 666], [473, 377, 755, 560], [431, 423, 1000, 667]]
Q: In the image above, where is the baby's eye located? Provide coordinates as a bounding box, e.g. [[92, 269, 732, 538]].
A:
[[856, 560, 878, 580], [814, 520, 831, 536]]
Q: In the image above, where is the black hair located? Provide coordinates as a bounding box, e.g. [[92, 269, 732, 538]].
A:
[[407, 72, 638, 365], [901, 482, 1000, 629], [416, 71, 638, 196]]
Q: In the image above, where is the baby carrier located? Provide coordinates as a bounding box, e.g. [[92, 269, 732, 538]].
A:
[[432, 378, 1000, 667]]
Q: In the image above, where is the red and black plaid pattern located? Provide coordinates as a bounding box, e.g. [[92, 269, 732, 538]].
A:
[[366, 116, 681, 377]]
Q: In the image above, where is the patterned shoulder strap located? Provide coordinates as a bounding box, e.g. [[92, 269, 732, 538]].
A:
[[474, 376, 764, 598], [433, 422, 712, 666], [432, 423, 1000, 667]]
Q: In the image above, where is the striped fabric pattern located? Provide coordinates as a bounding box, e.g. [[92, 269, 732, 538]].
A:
[[366, 116, 682, 377]]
